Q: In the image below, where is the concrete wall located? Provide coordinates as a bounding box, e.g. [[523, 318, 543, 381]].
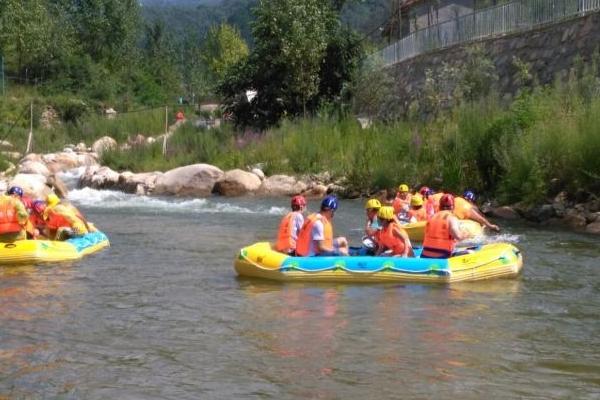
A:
[[388, 11, 600, 115]]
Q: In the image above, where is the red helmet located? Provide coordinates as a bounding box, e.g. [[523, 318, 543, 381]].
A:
[[419, 186, 430, 197], [32, 200, 47, 214], [291, 195, 307, 208], [439, 194, 455, 210]]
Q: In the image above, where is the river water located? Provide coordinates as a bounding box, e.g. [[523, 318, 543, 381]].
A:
[[0, 188, 598, 399]]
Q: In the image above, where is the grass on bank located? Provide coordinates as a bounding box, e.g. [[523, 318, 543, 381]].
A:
[[100, 78, 600, 204]]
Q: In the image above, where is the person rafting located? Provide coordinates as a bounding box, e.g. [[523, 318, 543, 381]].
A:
[[7, 186, 39, 239], [418, 186, 436, 219], [454, 190, 500, 232], [0, 188, 29, 242], [392, 184, 411, 212], [29, 200, 47, 239], [295, 195, 348, 257], [421, 194, 467, 259], [375, 206, 413, 257], [275, 195, 307, 255], [364, 198, 382, 237], [408, 194, 428, 223], [43, 193, 91, 240]]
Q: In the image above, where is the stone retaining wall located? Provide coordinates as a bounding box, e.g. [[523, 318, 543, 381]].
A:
[[389, 11, 600, 113]]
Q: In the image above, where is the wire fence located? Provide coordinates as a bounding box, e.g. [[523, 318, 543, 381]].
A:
[[374, 0, 600, 67]]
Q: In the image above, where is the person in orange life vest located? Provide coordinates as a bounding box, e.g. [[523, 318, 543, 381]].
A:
[[7, 186, 39, 238], [408, 194, 428, 223], [421, 194, 468, 259], [418, 186, 436, 219], [0, 188, 28, 242], [383, 188, 396, 207], [275, 195, 307, 255], [429, 191, 445, 213], [374, 206, 413, 257], [175, 110, 185, 121], [295, 195, 348, 257], [364, 198, 382, 237], [392, 184, 412, 214], [43, 193, 89, 240], [454, 190, 500, 232]]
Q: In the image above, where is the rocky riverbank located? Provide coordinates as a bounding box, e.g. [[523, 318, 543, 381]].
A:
[[3, 136, 599, 235]]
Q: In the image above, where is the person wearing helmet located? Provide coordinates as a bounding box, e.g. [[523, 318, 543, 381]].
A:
[[0, 188, 29, 242], [364, 198, 382, 237], [28, 200, 47, 239], [275, 195, 307, 255], [43, 193, 90, 240], [7, 186, 39, 238], [374, 206, 413, 257], [392, 184, 412, 216], [421, 194, 467, 258], [407, 194, 428, 223], [419, 187, 436, 219], [454, 190, 500, 232], [295, 195, 348, 256]]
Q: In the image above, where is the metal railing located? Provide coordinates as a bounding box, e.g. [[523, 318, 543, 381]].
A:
[[375, 0, 600, 67]]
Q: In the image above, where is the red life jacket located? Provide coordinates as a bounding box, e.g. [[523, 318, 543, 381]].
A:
[[422, 210, 456, 258], [275, 211, 302, 253], [376, 222, 407, 256], [0, 199, 23, 234], [295, 213, 333, 256]]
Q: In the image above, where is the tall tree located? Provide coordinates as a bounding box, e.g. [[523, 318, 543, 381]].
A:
[[201, 23, 249, 83]]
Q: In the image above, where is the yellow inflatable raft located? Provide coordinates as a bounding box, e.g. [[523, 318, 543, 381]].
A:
[[403, 219, 483, 242], [0, 231, 109, 265], [235, 241, 523, 284]]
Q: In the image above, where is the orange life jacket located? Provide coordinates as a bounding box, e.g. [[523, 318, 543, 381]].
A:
[[295, 213, 333, 256], [408, 206, 428, 222], [392, 194, 411, 214], [422, 210, 456, 258], [0, 199, 23, 234], [376, 221, 407, 256], [453, 197, 473, 220], [275, 211, 302, 253]]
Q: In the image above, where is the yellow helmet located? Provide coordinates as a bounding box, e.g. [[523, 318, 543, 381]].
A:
[[411, 194, 424, 207], [46, 193, 60, 206], [398, 184, 409, 193], [364, 198, 382, 210], [377, 206, 396, 221]]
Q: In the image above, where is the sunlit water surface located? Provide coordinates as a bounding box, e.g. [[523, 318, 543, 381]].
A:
[[0, 188, 599, 399]]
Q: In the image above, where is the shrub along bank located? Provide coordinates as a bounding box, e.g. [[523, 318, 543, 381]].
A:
[[102, 79, 600, 206]]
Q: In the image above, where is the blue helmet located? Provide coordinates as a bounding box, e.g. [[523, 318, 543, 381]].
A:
[[463, 190, 476, 202], [321, 195, 338, 211], [7, 186, 23, 197]]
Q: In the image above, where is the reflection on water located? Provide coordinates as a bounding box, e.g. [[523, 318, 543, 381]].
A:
[[0, 194, 598, 399]]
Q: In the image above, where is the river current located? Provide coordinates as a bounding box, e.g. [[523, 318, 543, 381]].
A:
[[0, 188, 599, 399]]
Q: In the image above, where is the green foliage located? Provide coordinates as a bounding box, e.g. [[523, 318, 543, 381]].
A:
[[201, 23, 249, 83]]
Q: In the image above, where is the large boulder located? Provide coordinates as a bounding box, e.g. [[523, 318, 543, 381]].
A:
[[585, 221, 600, 235], [43, 152, 81, 173], [92, 136, 117, 155], [118, 171, 163, 195], [9, 173, 51, 199], [79, 165, 120, 189], [154, 164, 224, 197], [46, 174, 69, 198], [213, 169, 262, 196], [18, 160, 51, 177], [257, 175, 308, 196], [490, 206, 520, 220]]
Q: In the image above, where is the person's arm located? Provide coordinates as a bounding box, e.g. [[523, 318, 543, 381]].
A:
[[312, 221, 331, 253], [395, 227, 413, 257], [448, 216, 466, 241], [468, 208, 500, 232]]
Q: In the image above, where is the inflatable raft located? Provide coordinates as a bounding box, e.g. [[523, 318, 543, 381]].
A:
[[0, 231, 110, 265], [235, 242, 523, 283], [403, 219, 483, 242]]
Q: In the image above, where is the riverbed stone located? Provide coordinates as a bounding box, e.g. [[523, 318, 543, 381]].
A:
[[213, 169, 262, 196], [118, 171, 162, 194], [257, 175, 308, 197], [490, 206, 520, 220], [18, 160, 51, 177], [250, 168, 265, 181], [563, 210, 587, 231], [154, 163, 224, 197], [585, 221, 600, 235], [79, 165, 120, 189], [92, 136, 117, 155], [9, 173, 51, 199]]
